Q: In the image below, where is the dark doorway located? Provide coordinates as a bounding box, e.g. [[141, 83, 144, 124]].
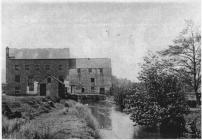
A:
[[40, 84, 46, 96], [58, 76, 65, 98], [100, 88, 105, 94]]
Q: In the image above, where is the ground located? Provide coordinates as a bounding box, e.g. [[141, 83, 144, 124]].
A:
[[2, 95, 99, 139]]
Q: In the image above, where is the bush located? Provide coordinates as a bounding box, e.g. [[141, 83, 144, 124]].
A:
[[74, 103, 99, 130], [16, 121, 51, 139], [2, 116, 26, 138]]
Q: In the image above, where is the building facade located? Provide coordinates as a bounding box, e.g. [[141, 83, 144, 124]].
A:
[[6, 47, 112, 97]]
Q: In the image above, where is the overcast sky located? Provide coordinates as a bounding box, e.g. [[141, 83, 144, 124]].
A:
[[1, 0, 201, 82]]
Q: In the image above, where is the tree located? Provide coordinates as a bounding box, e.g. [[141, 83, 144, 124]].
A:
[[124, 52, 189, 136], [160, 20, 201, 105]]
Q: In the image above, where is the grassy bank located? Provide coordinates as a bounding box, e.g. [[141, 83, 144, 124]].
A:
[[2, 95, 99, 139]]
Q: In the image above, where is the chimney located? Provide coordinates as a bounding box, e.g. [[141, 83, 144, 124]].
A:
[[6, 46, 9, 58]]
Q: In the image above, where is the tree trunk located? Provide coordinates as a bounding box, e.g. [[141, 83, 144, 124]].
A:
[[195, 91, 201, 105]]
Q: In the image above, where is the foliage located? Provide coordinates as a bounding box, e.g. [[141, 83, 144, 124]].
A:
[[159, 20, 201, 104], [123, 52, 190, 136]]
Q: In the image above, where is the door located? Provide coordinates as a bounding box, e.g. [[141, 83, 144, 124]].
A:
[[40, 83, 46, 96], [58, 76, 65, 98]]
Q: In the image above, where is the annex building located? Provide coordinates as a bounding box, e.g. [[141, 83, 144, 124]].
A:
[[6, 47, 112, 97]]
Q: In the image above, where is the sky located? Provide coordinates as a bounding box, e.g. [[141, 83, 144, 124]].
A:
[[1, 0, 201, 82]]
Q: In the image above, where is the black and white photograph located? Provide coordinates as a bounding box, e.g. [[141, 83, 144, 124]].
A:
[[1, 0, 201, 139]]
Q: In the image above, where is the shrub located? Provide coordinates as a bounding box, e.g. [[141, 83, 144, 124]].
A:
[[74, 103, 99, 130], [2, 116, 26, 138], [16, 121, 52, 139]]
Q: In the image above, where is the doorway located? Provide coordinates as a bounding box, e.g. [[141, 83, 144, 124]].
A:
[[58, 76, 65, 98], [40, 83, 46, 96]]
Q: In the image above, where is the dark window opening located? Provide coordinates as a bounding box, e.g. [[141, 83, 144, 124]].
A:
[[100, 88, 105, 94], [77, 68, 81, 74], [82, 88, 85, 93], [59, 65, 62, 70], [91, 86, 95, 91], [47, 77, 51, 83], [15, 75, 20, 82], [59, 76, 64, 82], [15, 65, 19, 70], [88, 68, 92, 73], [100, 68, 103, 74], [25, 65, 29, 70], [35, 65, 40, 70], [28, 76, 34, 91], [15, 86, 20, 94], [45, 65, 50, 70], [91, 78, 95, 83]]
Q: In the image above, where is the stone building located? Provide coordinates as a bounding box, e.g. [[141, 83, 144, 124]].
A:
[[5, 47, 112, 97]]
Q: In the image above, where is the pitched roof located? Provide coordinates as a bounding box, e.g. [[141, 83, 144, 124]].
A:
[[9, 48, 70, 59]]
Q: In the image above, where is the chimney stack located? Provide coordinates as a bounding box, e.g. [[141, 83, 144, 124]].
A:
[[6, 46, 9, 58]]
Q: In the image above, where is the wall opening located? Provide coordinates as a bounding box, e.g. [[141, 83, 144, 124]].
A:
[[100, 88, 105, 94], [40, 83, 46, 96], [82, 88, 85, 93], [58, 76, 65, 98]]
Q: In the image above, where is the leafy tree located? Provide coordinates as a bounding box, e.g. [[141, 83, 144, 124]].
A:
[[124, 52, 189, 136], [160, 20, 201, 105]]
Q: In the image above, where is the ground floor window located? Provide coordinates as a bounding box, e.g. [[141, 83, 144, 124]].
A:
[[100, 88, 105, 94], [28, 76, 34, 91], [91, 86, 95, 93], [15, 86, 20, 94], [82, 88, 85, 93]]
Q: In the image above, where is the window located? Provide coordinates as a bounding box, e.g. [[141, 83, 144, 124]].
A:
[[15, 65, 19, 70], [45, 65, 50, 70], [47, 77, 51, 83], [25, 65, 29, 70], [28, 76, 34, 91], [15, 75, 20, 82], [82, 88, 85, 93], [77, 68, 80, 74], [15, 86, 20, 94], [35, 65, 40, 70], [100, 68, 103, 74], [91, 78, 95, 83], [58, 65, 62, 70], [100, 88, 105, 94], [91, 86, 95, 91], [88, 68, 92, 73], [59, 76, 64, 82]]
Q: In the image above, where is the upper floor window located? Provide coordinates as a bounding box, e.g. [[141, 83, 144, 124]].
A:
[[91, 78, 95, 83], [25, 65, 29, 70], [77, 68, 81, 74], [88, 68, 92, 73], [45, 65, 50, 70], [15, 65, 19, 70], [58, 65, 62, 70], [100, 68, 103, 74], [47, 77, 51, 83], [35, 65, 40, 70], [15, 75, 20, 82]]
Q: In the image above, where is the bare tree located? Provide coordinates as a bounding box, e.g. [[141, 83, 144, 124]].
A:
[[160, 20, 201, 105]]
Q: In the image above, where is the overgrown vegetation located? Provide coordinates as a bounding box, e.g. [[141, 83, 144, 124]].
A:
[[2, 96, 100, 139]]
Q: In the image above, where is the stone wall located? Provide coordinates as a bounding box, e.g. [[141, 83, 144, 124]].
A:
[[69, 58, 112, 94], [6, 58, 76, 96]]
